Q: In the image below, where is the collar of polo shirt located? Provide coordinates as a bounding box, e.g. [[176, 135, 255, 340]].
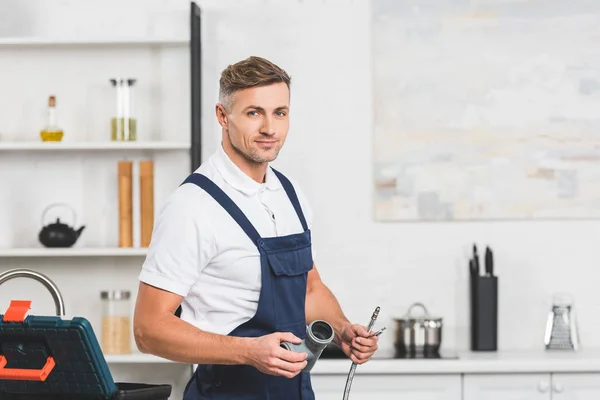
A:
[[213, 145, 282, 196]]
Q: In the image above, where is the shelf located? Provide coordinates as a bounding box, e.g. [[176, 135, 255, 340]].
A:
[[0, 141, 190, 151], [104, 353, 180, 364], [0, 248, 148, 258], [0, 37, 189, 47]]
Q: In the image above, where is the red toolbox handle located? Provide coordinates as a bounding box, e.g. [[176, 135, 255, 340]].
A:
[[2, 300, 31, 323], [0, 356, 55, 381], [0, 299, 56, 381]]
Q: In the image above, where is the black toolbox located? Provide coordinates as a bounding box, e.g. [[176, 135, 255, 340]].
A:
[[0, 300, 172, 399]]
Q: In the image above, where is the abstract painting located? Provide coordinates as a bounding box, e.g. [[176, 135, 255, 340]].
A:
[[372, 0, 600, 221]]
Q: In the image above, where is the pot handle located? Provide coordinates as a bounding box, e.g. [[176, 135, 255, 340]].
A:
[[406, 302, 430, 317], [41, 203, 77, 227]]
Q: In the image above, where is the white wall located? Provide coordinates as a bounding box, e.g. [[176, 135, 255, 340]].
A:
[[1, 0, 600, 397], [199, 0, 600, 353]]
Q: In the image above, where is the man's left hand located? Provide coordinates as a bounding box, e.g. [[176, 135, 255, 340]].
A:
[[338, 323, 379, 364]]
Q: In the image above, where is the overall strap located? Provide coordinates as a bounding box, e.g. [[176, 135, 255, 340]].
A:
[[271, 168, 308, 231], [181, 174, 262, 245]]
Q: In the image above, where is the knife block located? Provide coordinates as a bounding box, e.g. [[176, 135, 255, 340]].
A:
[[470, 275, 498, 351]]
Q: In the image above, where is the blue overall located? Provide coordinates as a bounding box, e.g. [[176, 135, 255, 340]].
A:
[[181, 169, 315, 400]]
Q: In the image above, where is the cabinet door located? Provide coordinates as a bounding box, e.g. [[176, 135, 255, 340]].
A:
[[310, 374, 461, 400], [551, 373, 600, 399], [464, 373, 551, 400]]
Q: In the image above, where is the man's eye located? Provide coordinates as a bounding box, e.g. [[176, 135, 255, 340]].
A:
[[276, 111, 287, 117], [247, 111, 258, 116]]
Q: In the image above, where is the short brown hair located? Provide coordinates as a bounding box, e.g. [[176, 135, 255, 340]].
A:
[[219, 56, 291, 109]]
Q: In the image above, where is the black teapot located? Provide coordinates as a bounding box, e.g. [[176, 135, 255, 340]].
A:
[[38, 203, 86, 248]]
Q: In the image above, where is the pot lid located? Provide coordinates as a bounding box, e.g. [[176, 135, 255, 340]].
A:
[[45, 218, 73, 231], [395, 302, 442, 321]]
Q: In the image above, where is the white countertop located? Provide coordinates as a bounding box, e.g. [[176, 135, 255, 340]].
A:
[[105, 349, 600, 375], [309, 349, 600, 375]]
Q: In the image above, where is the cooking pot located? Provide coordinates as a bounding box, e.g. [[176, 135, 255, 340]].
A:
[[394, 302, 443, 355]]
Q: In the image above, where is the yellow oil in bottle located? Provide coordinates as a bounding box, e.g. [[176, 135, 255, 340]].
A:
[[40, 129, 64, 142], [111, 117, 137, 141]]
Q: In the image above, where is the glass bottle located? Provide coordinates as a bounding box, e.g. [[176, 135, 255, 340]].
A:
[[110, 78, 137, 141], [100, 290, 131, 354], [40, 95, 64, 142]]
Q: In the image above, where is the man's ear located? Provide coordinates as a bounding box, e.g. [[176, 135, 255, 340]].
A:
[[216, 104, 228, 128]]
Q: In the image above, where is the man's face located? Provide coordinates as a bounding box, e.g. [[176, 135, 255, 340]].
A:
[[218, 82, 290, 164]]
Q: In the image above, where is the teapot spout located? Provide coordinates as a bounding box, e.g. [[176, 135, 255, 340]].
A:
[[75, 226, 86, 238]]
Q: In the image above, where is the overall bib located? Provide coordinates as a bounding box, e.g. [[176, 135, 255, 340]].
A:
[[182, 169, 315, 400]]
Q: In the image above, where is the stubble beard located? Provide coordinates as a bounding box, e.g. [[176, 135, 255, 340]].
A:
[[229, 132, 280, 165]]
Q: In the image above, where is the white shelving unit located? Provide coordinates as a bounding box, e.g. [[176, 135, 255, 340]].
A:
[[0, 37, 188, 47], [0, 141, 190, 151], [0, 7, 201, 396], [0, 248, 148, 258], [104, 352, 178, 364], [0, 31, 195, 255]]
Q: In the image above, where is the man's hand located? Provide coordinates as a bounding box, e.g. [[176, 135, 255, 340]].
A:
[[245, 332, 308, 378], [338, 323, 379, 364]]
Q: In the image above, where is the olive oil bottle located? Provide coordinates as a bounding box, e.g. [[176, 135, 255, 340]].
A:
[[110, 78, 137, 141], [40, 95, 64, 142]]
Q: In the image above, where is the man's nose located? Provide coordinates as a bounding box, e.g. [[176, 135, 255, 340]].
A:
[[260, 117, 276, 136]]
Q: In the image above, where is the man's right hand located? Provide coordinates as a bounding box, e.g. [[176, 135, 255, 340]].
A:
[[245, 332, 308, 378]]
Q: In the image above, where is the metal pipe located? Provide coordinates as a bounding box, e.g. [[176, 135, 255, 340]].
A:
[[0, 268, 65, 316], [280, 320, 335, 372], [342, 306, 380, 400]]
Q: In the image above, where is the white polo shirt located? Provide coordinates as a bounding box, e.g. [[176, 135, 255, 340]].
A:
[[138, 145, 315, 335]]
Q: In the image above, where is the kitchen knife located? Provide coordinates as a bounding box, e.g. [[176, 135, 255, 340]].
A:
[[472, 244, 480, 275], [469, 258, 477, 277], [485, 246, 494, 276]]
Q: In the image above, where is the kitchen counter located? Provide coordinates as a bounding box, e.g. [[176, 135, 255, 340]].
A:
[[309, 349, 600, 375], [106, 349, 600, 375], [103, 350, 600, 400]]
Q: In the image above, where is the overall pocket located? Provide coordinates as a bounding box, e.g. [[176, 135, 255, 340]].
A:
[[262, 239, 313, 332]]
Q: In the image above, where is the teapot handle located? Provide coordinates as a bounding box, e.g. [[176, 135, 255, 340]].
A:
[[41, 203, 77, 227]]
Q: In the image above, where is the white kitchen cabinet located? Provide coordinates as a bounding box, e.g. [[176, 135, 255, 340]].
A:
[[551, 373, 600, 399], [464, 373, 551, 400], [310, 374, 462, 400], [463, 372, 600, 400]]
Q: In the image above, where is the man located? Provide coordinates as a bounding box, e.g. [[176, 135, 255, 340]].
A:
[[133, 56, 378, 399]]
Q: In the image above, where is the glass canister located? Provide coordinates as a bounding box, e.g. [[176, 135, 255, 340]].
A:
[[101, 290, 132, 354], [110, 78, 137, 141]]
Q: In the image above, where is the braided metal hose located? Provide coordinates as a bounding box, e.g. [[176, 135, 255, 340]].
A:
[[342, 306, 380, 400]]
